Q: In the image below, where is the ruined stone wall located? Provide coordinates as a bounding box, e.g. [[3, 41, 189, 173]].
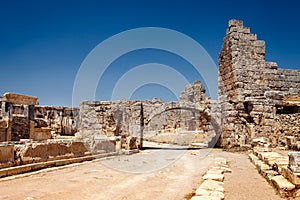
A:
[[273, 113, 300, 148], [11, 116, 30, 140], [265, 68, 300, 95], [34, 106, 78, 136], [218, 19, 300, 148], [78, 81, 219, 147]]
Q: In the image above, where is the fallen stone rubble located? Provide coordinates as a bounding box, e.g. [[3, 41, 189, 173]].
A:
[[190, 157, 231, 200], [249, 148, 300, 198]]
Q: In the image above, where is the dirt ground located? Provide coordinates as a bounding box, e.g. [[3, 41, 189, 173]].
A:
[[222, 151, 283, 200], [0, 143, 283, 200]]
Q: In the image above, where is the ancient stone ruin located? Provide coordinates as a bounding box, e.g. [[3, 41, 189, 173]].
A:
[[0, 20, 299, 196], [218, 20, 300, 149]]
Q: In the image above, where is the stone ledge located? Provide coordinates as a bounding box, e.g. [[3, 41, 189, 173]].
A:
[[3, 93, 38, 105], [0, 152, 118, 179]]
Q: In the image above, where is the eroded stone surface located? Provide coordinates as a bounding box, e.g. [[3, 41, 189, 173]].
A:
[[288, 152, 300, 173]]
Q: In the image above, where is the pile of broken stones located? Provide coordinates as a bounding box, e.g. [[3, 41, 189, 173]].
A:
[[249, 147, 300, 198], [190, 157, 231, 200]]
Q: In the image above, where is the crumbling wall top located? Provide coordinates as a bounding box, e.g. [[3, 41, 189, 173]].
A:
[[229, 19, 243, 28]]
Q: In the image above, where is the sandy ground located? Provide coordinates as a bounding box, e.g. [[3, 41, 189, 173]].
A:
[[0, 143, 283, 200]]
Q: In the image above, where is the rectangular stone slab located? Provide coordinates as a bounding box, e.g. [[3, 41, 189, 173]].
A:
[[3, 93, 38, 105]]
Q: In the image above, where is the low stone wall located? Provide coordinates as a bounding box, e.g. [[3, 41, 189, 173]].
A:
[[0, 139, 116, 168]]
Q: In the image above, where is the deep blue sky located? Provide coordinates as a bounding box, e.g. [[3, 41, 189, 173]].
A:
[[0, 0, 299, 106]]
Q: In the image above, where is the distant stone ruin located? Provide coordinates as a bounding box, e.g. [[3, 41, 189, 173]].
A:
[[77, 80, 219, 150]]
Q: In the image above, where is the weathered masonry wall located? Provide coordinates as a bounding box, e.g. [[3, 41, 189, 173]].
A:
[[78, 81, 220, 148], [0, 93, 78, 142], [218, 20, 300, 148], [34, 106, 78, 136], [0, 93, 37, 142]]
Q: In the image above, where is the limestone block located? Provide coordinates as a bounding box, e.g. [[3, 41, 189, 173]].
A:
[[195, 188, 224, 199], [274, 159, 289, 173], [288, 152, 300, 173], [191, 196, 222, 200], [0, 144, 14, 163], [31, 128, 51, 141], [271, 175, 295, 191], [262, 170, 279, 182], [214, 157, 227, 166], [281, 166, 300, 186], [70, 141, 89, 155], [199, 180, 224, 192], [203, 173, 224, 182], [3, 93, 38, 105], [22, 143, 48, 158], [206, 168, 224, 175]]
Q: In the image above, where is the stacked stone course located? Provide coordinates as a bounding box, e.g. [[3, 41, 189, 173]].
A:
[[218, 19, 300, 148]]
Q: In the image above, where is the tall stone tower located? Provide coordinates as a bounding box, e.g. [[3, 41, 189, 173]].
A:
[[218, 20, 276, 148]]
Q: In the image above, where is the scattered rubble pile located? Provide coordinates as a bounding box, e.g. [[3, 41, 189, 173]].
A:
[[190, 157, 231, 200], [249, 148, 300, 198]]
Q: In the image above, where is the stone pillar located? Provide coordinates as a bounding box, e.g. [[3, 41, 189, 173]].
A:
[[1, 102, 12, 141]]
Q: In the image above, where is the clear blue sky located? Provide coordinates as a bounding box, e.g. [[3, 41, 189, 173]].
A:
[[1, 0, 299, 106]]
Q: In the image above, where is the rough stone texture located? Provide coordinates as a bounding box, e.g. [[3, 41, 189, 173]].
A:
[[195, 188, 224, 199], [31, 128, 52, 141], [271, 175, 295, 191], [203, 173, 224, 181], [218, 19, 300, 148], [249, 148, 300, 198], [288, 152, 300, 173], [0, 144, 14, 163], [0, 93, 36, 142], [34, 106, 78, 136], [274, 113, 300, 149], [77, 81, 220, 149], [11, 116, 30, 141], [281, 166, 300, 186], [199, 180, 224, 192]]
